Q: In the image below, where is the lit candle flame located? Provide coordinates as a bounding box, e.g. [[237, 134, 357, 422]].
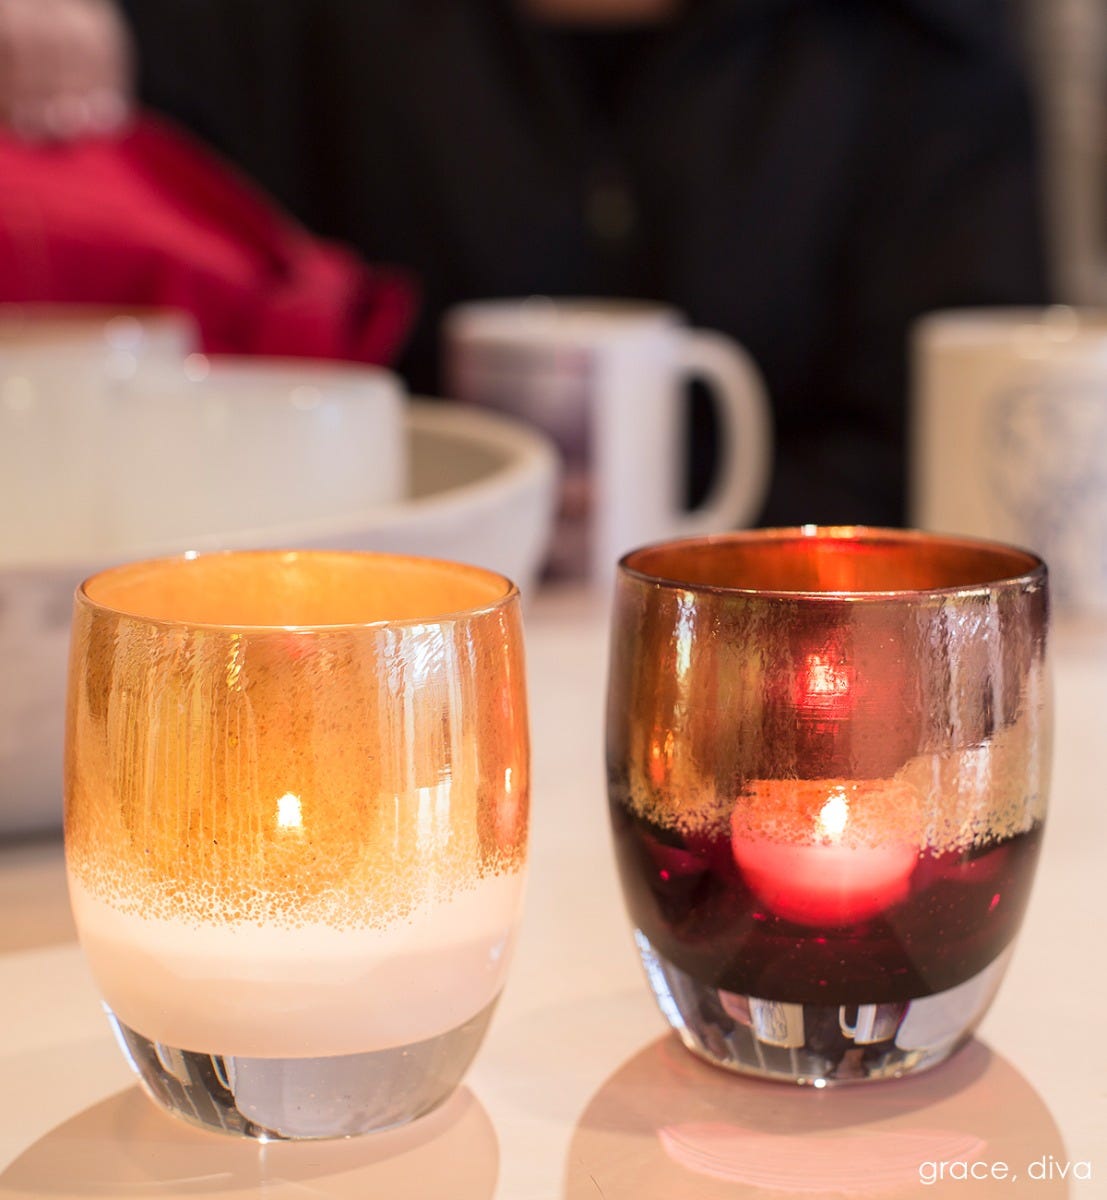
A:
[[276, 792, 303, 829], [816, 787, 849, 842], [730, 779, 920, 925]]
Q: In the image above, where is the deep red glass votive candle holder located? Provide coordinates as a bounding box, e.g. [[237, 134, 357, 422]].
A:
[[606, 528, 1049, 1085]]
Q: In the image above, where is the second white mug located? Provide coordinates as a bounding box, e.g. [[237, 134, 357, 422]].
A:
[[911, 306, 1107, 617], [444, 298, 772, 580]]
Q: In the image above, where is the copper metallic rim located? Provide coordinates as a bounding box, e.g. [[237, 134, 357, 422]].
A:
[[618, 526, 1047, 601], [77, 548, 519, 632]]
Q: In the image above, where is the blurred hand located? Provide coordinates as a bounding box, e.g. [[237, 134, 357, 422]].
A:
[[0, 0, 132, 140]]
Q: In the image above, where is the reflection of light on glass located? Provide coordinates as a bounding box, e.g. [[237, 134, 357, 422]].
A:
[[276, 792, 302, 829], [409, 628, 446, 686], [804, 653, 848, 698], [674, 592, 694, 680], [798, 651, 852, 718], [816, 786, 849, 842], [225, 634, 245, 690], [648, 729, 675, 786], [416, 781, 452, 848], [496, 765, 521, 846]]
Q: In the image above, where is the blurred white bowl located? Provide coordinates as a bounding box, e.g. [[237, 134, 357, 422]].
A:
[[4, 356, 407, 563], [0, 401, 558, 833], [195, 402, 561, 581]]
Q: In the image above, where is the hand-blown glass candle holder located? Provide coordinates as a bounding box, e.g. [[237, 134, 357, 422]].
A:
[[607, 528, 1049, 1085], [65, 550, 529, 1139]]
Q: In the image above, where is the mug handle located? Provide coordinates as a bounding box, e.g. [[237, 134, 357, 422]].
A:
[[672, 330, 772, 535]]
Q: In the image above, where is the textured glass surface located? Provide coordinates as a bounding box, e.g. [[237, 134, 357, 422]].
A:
[[610, 531, 1049, 851], [607, 528, 1050, 1082], [65, 551, 529, 1065]]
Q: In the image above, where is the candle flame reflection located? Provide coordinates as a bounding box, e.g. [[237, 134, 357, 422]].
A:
[[800, 652, 852, 714]]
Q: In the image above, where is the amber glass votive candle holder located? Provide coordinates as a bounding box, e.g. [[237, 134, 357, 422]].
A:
[[65, 550, 529, 1138], [607, 528, 1049, 1085]]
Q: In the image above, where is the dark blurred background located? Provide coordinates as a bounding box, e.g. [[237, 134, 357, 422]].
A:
[[3, 0, 1092, 527]]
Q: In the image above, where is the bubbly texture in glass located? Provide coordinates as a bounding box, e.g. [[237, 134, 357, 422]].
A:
[[65, 552, 529, 1058], [610, 775, 1043, 1006]]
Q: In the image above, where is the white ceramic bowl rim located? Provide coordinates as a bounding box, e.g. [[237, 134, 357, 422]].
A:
[[2, 401, 558, 573]]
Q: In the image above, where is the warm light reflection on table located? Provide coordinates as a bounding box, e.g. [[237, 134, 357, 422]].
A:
[[566, 1036, 1067, 1198]]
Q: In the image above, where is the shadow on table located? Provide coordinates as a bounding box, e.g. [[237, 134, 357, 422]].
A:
[[564, 1036, 1072, 1198], [0, 1082, 498, 1199]]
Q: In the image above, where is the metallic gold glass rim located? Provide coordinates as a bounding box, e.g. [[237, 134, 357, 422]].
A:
[[76, 548, 519, 632], [618, 526, 1047, 602]]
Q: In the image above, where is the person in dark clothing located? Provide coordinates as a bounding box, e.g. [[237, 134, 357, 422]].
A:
[[7, 0, 1052, 525]]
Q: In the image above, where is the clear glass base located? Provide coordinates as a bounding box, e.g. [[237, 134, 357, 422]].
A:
[[635, 931, 1012, 1085], [107, 999, 497, 1140]]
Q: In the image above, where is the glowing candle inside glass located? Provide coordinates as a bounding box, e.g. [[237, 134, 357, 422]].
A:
[[607, 526, 1050, 1085], [729, 778, 921, 926], [65, 549, 530, 1140]]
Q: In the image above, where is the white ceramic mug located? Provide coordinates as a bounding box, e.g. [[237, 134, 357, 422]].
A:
[[444, 298, 772, 579], [911, 307, 1107, 616]]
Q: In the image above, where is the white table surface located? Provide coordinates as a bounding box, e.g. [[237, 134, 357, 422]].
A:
[[0, 588, 1103, 1199]]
